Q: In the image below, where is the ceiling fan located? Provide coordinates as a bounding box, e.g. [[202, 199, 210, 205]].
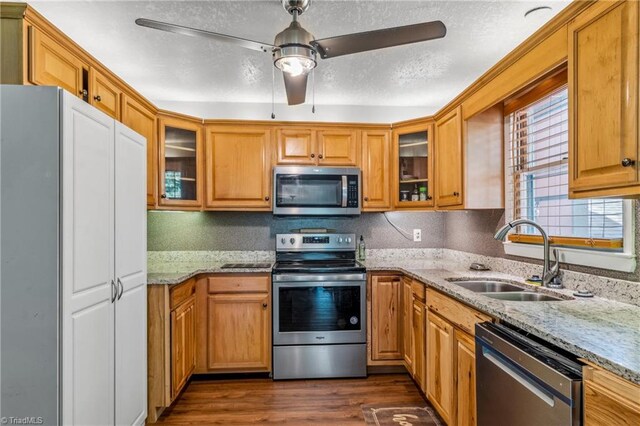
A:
[[136, 0, 447, 106]]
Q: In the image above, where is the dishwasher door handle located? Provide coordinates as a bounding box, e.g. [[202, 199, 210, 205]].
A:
[[482, 346, 555, 407]]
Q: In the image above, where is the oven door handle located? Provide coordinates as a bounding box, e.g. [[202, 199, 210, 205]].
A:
[[273, 273, 366, 282], [341, 175, 348, 207]]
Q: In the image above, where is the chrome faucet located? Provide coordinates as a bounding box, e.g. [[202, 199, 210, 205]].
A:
[[494, 219, 562, 288]]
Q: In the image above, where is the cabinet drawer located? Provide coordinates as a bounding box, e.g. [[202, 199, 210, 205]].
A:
[[208, 274, 270, 294], [584, 364, 640, 417], [427, 289, 491, 335], [411, 280, 426, 301], [170, 278, 195, 310]]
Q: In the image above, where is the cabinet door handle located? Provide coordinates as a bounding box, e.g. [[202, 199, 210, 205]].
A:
[[310, 153, 315, 158], [622, 158, 636, 167], [110, 280, 117, 303], [93, 95, 101, 102], [265, 196, 270, 201], [262, 303, 268, 309], [117, 278, 124, 300], [453, 192, 460, 197]]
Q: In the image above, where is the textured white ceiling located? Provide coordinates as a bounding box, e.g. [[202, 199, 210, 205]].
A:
[[30, 0, 570, 115]]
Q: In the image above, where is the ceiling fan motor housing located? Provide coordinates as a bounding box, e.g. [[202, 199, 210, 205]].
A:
[[273, 20, 317, 69], [282, 0, 312, 15]]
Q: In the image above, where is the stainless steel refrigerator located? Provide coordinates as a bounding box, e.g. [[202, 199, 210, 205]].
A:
[[1, 85, 148, 425]]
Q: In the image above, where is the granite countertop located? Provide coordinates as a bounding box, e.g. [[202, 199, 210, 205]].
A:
[[148, 257, 640, 385]]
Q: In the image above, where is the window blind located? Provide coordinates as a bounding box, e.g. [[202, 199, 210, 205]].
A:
[[505, 86, 624, 249]]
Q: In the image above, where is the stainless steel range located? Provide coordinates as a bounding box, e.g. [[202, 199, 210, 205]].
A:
[[272, 233, 367, 380]]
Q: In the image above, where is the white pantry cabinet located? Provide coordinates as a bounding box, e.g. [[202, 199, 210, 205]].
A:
[[1, 86, 146, 426]]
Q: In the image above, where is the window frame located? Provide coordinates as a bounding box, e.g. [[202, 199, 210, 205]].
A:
[[502, 73, 636, 272]]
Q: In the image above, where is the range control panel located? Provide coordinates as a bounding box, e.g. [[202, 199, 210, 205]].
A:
[[276, 233, 356, 251]]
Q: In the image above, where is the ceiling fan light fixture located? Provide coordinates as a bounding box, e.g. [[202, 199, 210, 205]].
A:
[[273, 46, 317, 76]]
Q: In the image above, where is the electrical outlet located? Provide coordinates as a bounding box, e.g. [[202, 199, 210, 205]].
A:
[[413, 229, 422, 242]]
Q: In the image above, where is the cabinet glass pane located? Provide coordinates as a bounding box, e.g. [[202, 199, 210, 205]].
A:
[[164, 126, 197, 201], [398, 130, 429, 202]]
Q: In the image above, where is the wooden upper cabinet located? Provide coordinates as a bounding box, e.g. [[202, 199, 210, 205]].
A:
[[158, 113, 203, 209], [89, 68, 121, 120], [317, 129, 359, 166], [361, 130, 391, 211], [426, 310, 454, 425], [276, 128, 316, 164], [435, 106, 463, 207], [392, 121, 435, 209], [204, 125, 272, 209], [121, 94, 157, 207], [28, 25, 88, 99], [568, 0, 639, 197], [371, 275, 402, 361]]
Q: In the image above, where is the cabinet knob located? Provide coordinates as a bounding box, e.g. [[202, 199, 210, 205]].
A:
[[622, 158, 636, 167], [427, 196, 433, 200], [318, 154, 324, 159], [93, 95, 101, 102], [310, 153, 315, 158], [453, 192, 460, 197], [79, 89, 88, 97], [262, 303, 268, 309], [264, 196, 270, 201], [161, 193, 167, 199], [364, 196, 369, 201]]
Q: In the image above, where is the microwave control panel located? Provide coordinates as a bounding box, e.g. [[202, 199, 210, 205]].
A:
[[347, 176, 359, 207]]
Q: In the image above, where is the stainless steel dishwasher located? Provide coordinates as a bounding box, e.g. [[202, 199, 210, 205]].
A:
[[475, 322, 583, 426]]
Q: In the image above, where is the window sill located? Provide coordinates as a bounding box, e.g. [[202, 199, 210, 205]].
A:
[[502, 242, 636, 273]]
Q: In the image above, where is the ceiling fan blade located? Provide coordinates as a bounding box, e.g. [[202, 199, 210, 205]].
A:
[[283, 73, 308, 105], [312, 20, 446, 59], [135, 18, 274, 53]]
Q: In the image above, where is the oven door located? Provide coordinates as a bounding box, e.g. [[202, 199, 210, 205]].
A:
[[272, 166, 360, 216], [273, 273, 366, 345]]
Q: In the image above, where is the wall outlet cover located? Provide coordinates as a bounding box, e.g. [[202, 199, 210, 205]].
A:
[[413, 229, 422, 242]]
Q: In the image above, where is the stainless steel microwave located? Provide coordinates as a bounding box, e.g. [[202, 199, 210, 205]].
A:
[[272, 166, 361, 216]]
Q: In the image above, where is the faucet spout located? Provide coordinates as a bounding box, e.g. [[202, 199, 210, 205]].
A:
[[494, 219, 561, 287]]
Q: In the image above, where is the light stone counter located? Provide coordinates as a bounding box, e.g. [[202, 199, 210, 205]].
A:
[[147, 249, 640, 384]]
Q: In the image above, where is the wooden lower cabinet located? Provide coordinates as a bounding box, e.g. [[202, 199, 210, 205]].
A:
[[411, 298, 425, 389], [427, 310, 455, 424], [454, 330, 477, 426], [206, 292, 271, 371], [170, 296, 195, 399], [402, 277, 414, 371], [584, 363, 640, 425], [196, 274, 272, 373], [370, 275, 402, 361]]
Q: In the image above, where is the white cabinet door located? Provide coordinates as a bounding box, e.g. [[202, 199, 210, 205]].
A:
[[61, 91, 115, 425], [114, 122, 147, 426]]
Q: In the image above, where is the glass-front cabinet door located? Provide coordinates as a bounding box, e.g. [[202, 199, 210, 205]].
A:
[[393, 121, 435, 209], [158, 113, 203, 209]]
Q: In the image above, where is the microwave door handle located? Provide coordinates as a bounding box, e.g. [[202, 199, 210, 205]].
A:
[[342, 176, 348, 207]]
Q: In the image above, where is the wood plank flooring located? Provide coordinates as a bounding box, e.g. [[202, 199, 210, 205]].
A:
[[155, 374, 429, 425]]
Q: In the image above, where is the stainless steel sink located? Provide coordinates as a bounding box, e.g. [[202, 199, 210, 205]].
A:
[[453, 280, 525, 293], [483, 292, 565, 302]]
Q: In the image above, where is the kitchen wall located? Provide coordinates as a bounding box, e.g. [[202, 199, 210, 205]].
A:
[[443, 205, 640, 282], [148, 211, 445, 251]]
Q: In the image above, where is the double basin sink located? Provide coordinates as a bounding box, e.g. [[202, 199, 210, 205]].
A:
[[451, 280, 566, 302]]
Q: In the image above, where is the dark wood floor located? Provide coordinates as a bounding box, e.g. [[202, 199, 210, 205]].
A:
[[156, 374, 429, 425]]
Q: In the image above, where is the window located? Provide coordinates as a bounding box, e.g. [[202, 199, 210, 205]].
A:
[[504, 80, 634, 272]]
